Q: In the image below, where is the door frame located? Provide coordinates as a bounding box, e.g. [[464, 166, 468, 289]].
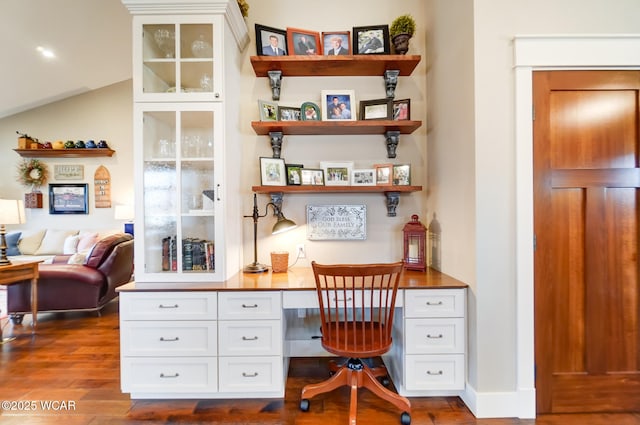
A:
[[514, 35, 640, 418]]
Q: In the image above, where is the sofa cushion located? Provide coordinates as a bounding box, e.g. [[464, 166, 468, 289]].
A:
[[35, 230, 79, 255], [77, 232, 99, 253], [6, 232, 21, 256], [18, 229, 46, 255], [67, 252, 87, 264], [85, 233, 133, 269], [63, 235, 80, 254]]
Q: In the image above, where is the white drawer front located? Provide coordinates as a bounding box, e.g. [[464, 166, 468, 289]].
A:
[[121, 357, 217, 393], [218, 320, 282, 356], [405, 354, 465, 390], [218, 292, 281, 320], [404, 289, 465, 318], [121, 321, 217, 356], [405, 318, 465, 354], [120, 292, 217, 321], [218, 356, 283, 393]]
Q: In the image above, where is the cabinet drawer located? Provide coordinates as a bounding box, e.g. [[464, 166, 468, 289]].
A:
[[218, 356, 283, 393], [405, 318, 464, 354], [404, 289, 465, 318], [121, 321, 217, 356], [218, 320, 282, 356], [404, 354, 465, 391], [120, 292, 217, 320], [218, 291, 281, 320], [121, 357, 217, 393]]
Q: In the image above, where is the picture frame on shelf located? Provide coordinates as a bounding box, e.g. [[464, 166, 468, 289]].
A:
[[301, 102, 321, 121], [321, 90, 356, 121], [260, 157, 287, 186], [351, 169, 376, 186], [322, 31, 351, 55], [258, 99, 278, 121], [352, 25, 390, 55], [393, 99, 411, 120], [374, 163, 393, 186], [359, 98, 393, 120], [285, 163, 304, 185], [49, 183, 89, 215], [301, 168, 325, 185], [321, 161, 353, 186], [287, 27, 321, 55], [255, 24, 288, 56], [393, 164, 411, 185], [279, 106, 301, 121]]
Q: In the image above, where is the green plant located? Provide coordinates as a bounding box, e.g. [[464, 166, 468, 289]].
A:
[[390, 14, 416, 38], [237, 0, 249, 18]]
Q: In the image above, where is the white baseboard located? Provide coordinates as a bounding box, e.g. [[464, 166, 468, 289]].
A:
[[461, 383, 536, 419]]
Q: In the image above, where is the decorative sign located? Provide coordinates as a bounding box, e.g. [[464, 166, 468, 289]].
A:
[[307, 205, 366, 240], [54, 164, 84, 180], [94, 165, 111, 208]]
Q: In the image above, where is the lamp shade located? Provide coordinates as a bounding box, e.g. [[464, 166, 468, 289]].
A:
[[272, 212, 297, 234], [114, 204, 134, 220], [0, 199, 26, 225]]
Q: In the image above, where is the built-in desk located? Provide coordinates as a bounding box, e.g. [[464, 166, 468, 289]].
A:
[[118, 267, 467, 400]]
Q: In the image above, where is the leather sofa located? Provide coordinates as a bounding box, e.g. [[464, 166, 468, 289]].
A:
[[7, 233, 134, 323]]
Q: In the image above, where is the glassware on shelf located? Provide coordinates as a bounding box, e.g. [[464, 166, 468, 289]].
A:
[[200, 73, 212, 92], [191, 35, 212, 58], [154, 29, 175, 58]]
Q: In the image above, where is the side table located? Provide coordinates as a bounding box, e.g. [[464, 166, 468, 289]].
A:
[[0, 260, 41, 342]]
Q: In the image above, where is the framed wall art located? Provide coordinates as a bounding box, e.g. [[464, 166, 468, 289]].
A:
[[54, 164, 84, 180], [301, 169, 325, 185], [351, 169, 376, 186], [49, 183, 89, 215], [260, 157, 286, 186], [321, 161, 353, 186], [285, 163, 304, 185], [374, 163, 393, 186], [353, 25, 390, 55], [393, 98, 411, 120], [255, 24, 288, 56], [287, 27, 321, 55], [307, 204, 367, 240], [393, 164, 411, 185], [322, 31, 350, 55], [321, 90, 355, 121], [359, 98, 393, 120]]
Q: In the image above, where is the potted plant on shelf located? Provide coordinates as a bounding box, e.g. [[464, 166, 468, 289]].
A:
[[389, 14, 416, 55]]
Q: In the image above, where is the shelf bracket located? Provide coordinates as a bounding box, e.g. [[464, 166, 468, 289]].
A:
[[384, 70, 400, 99], [385, 130, 400, 158], [268, 131, 284, 158], [267, 70, 282, 100], [267, 192, 284, 213], [384, 191, 400, 217]]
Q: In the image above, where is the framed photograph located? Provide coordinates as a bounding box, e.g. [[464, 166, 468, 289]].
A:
[[359, 98, 393, 120], [255, 24, 288, 56], [393, 164, 411, 185], [321, 90, 355, 121], [49, 183, 89, 215], [374, 163, 393, 186], [353, 25, 390, 55], [321, 161, 353, 186], [279, 106, 301, 121], [301, 168, 325, 185], [322, 31, 351, 55], [260, 157, 286, 186], [351, 169, 376, 186], [393, 99, 411, 120], [258, 99, 278, 121], [287, 27, 321, 55], [301, 102, 321, 121], [285, 163, 304, 185]]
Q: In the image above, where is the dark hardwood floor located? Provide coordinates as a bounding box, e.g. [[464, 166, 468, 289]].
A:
[[1, 300, 639, 425]]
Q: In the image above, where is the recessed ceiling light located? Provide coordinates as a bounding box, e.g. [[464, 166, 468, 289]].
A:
[[36, 46, 55, 59]]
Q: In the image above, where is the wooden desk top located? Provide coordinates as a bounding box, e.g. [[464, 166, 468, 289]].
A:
[[117, 267, 467, 292]]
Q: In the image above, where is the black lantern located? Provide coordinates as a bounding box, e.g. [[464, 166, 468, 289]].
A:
[[403, 214, 427, 271]]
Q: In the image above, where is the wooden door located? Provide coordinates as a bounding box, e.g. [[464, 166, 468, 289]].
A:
[[533, 70, 640, 413]]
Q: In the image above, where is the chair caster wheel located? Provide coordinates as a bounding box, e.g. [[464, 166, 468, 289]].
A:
[[300, 399, 310, 412], [381, 376, 390, 386], [10, 314, 24, 325], [401, 412, 411, 425]]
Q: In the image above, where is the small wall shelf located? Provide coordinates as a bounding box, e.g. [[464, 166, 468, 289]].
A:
[[14, 148, 116, 158], [251, 120, 421, 136]]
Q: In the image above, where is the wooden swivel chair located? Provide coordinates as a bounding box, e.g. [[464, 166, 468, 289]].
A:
[[300, 261, 411, 425]]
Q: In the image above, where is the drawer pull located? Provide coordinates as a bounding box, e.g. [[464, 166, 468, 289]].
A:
[[160, 373, 180, 378], [159, 304, 179, 309], [242, 372, 259, 378], [426, 334, 443, 339], [426, 301, 443, 306], [426, 370, 443, 376], [160, 337, 180, 342], [242, 303, 258, 308], [333, 297, 353, 303], [242, 336, 259, 341]]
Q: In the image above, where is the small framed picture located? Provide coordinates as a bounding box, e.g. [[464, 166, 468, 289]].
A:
[[351, 169, 376, 186], [353, 25, 390, 55], [260, 157, 286, 186], [287, 28, 321, 55], [374, 163, 393, 186], [301, 102, 321, 121], [321, 161, 353, 186], [393, 99, 411, 120], [49, 183, 89, 215], [359, 98, 393, 120], [321, 90, 355, 121], [258, 99, 278, 121], [393, 164, 411, 185], [322, 31, 351, 55], [255, 24, 288, 56], [301, 168, 325, 185], [279, 106, 301, 121], [285, 163, 304, 185]]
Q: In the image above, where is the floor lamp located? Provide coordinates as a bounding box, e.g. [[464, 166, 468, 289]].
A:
[[0, 199, 26, 266], [243, 194, 297, 273]]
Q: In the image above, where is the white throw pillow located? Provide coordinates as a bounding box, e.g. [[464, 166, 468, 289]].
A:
[[17, 230, 46, 255], [63, 235, 80, 255], [35, 230, 79, 255], [67, 253, 87, 265]]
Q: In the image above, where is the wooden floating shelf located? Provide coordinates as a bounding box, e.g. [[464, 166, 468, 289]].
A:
[[251, 120, 422, 136], [14, 148, 116, 158], [252, 185, 422, 194], [250, 55, 421, 77]]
